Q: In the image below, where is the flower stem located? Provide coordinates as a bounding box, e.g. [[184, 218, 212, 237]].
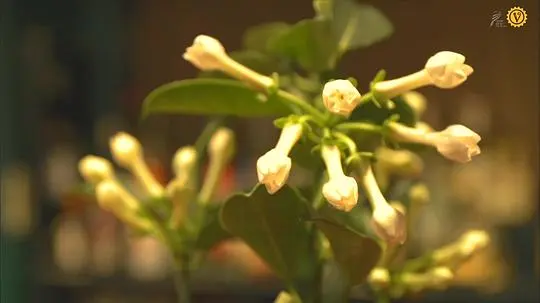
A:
[[277, 90, 327, 125], [173, 256, 192, 303], [335, 122, 383, 133]]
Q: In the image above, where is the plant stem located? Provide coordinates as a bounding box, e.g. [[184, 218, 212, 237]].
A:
[[277, 90, 327, 125], [173, 256, 192, 303], [335, 122, 383, 133], [194, 117, 225, 155]]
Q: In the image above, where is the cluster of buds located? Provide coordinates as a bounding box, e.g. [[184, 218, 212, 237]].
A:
[[183, 34, 481, 247], [368, 229, 490, 297], [78, 128, 235, 233]]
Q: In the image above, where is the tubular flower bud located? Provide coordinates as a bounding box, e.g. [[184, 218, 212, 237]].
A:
[[402, 91, 427, 118], [95, 180, 152, 231], [257, 123, 302, 194], [172, 146, 198, 178], [408, 183, 431, 205], [374, 147, 424, 178], [428, 267, 454, 290], [373, 51, 473, 98], [208, 128, 235, 165], [458, 230, 490, 257], [321, 145, 358, 212], [322, 79, 362, 116], [198, 128, 236, 204], [109, 132, 165, 197], [387, 122, 481, 163], [78, 155, 115, 184], [361, 166, 406, 244], [183, 35, 274, 89]]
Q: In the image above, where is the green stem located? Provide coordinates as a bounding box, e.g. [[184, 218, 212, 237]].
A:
[[197, 154, 225, 205], [375, 292, 391, 303], [277, 90, 327, 125], [194, 117, 225, 155], [335, 122, 383, 133], [173, 256, 192, 303]]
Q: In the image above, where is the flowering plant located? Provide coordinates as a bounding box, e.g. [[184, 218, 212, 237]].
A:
[[78, 1, 489, 302]]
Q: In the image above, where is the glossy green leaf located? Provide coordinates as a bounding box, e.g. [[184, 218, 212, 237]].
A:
[[220, 184, 317, 290], [332, 0, 393, 52], [142, 79, 291, 118], [195, 204, 232, 251], [312, 203, 382, 285], [269, 19, 337, 72], [290, 140, 323, 170], [243, 22, 292, 54], [198, 50, 280, 79]]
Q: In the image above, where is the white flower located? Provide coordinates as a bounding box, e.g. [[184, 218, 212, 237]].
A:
[[427, 125, 481, 163], [78, 155, 115, 184], [321, 145, 358, 211], [373, 51, 473, 98], [257, 149, 292, 194], [425, 51, 474, 89], [256, 124, 302, 194], [183, 35, 274, 89], [322, 79, 361, 116], [371, 203, 407, 245], [388, 122, 481, 163], [361, 165, 406, 244], [183, 35, 226, 71], [109, 132, 165, 197]]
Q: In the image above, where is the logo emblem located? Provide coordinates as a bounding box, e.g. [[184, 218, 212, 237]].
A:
[[506, 6, 527, 27]]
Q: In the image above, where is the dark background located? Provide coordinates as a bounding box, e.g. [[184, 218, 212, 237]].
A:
[[1, 0, 538, 302]]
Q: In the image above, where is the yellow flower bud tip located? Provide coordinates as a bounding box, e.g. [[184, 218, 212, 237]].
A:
[[408, 184, 430, 205], [208, 128, 235, 160], [95, 180, 125, 212], [402, 91, 427, 117], [460, 230, 490, 255], [368, 267, 391, 287], [78, 155, 114, 184], [429, 267, 454, 284], [109, 132, 142, 167], [172, 146, 198, 175], [375, 148, 424, 176]]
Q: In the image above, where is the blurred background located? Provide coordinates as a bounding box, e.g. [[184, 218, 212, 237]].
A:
[[1, 0, 538, 302]]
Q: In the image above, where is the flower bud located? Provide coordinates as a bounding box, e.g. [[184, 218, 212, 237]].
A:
[[424, 51, 473, 89], [209, 128, 235, 164], [322, 79, 361, 116], [78, 155, 115, 184], [109, 132, 142, 168], [408, 183, 430, 205], [375, 147, 424, 177], [402, 91, 427, 118], [172, 146, 198, 177], [183, 35, 227, 71], [428, 267, 454, 289], [458, 230, 490, 256], [371, 203, 407, 245], [109, 132, 165, 197], [368, 267, 391, 289], [426, 124, 481, 163], [274, 291, 298, 303], [321, 145, 358, 211], [414, 121, 434, 133], [257, 149, 292, 194], [95, 180, 152, 231]]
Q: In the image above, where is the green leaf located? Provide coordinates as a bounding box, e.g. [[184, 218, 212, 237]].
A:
[[290, 140, 323, 170], [332, 0, 393, 52], [142, 79, 292, 118], [243, 22, 292, 54], [198, 50, 280, 79], [269, 19, 337, 72], [220, 184, 317, 291], [195, 204, 232, 251], [312, 203, 382, 285]]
